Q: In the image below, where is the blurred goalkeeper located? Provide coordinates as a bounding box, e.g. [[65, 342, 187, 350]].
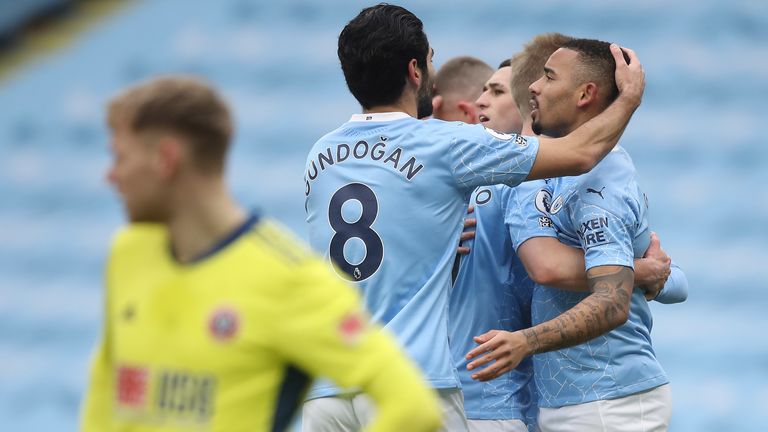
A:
[[80, 76, 441, 432]]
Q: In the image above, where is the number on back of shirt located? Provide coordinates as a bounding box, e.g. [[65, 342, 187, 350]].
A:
[[328, 183, 383, 281]]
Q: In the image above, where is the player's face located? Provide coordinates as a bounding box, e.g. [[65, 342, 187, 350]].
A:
[[475, 66, 523, 134], [529, 48, 581, 138], [106, 126, 170, 222], [416, 47, 436, 119]]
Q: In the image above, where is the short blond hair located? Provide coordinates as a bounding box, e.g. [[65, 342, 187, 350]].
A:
[[433, 56, 494, 102], [509, 33, 574, 118], [108, 76, 233, 173]]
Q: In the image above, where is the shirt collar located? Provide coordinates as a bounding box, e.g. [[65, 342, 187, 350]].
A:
[[349, 112, 411, 122], [171, 212, 261, 265]]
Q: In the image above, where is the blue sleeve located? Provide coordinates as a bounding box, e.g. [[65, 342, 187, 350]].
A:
[[568, 192, 636, 271], [448, 123, 539, 192], [503, 181, 558, 251], [654, 262, 689, 304]]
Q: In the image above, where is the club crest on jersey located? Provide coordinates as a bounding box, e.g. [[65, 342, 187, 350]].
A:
[[514, 135, 527, 147], [338, 311, 365, 345], [535, 189, 563, 214], [534, 189, 552, 213], [209, 308, 239, 341]]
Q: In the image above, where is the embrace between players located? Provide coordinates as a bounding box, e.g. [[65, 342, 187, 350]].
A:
[[82, 3, 687, 432]]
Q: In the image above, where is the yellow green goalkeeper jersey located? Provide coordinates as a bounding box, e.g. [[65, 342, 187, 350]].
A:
[[81, 214, 437, 432]]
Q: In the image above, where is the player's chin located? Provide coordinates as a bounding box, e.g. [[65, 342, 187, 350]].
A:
[[531, 117, 544, 136]]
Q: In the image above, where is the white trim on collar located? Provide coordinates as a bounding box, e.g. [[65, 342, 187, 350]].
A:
[[349, 112, 411, 122]]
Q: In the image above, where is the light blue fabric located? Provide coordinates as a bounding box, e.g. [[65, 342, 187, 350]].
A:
[[655, 263, 689, 304], [509, 148, 669, 408], [449, 184, 545, 421], [303, 113, 539, 397]]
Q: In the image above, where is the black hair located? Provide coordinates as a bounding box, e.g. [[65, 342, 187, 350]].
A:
[[561, 38, 629, 104], [338, 3, 430, 109]]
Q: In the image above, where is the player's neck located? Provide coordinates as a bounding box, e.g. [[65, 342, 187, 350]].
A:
[[167, 178, 248, 264], [521, 117, 535, 135], [569, 106, 603, 134], [363, 93, 417, 118]]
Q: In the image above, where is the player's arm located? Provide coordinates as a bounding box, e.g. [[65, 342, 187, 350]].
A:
[[517, 237, 587, 290], [633, 232, 671, 300], [526, 46, 644, 180], [630, 232, 688, 303], [465, 265, 633, 381], [519, 231, 671, 292], [472, 188, 640, 380], [275, 259, 441, 432], [503, 181, 588, 289]]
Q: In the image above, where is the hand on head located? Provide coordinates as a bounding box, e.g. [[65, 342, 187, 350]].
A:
[[610, 44, 645, 107]]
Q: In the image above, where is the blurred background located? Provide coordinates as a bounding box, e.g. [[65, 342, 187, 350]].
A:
[[0, 0, 766, 430]]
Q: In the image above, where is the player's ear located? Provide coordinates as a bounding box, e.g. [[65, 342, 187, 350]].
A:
[[432, 94, 443, 113], [156, 136, 182, 179], [577, 82, 599, 108], [457, 100, 478, 124], [407, 58, 421, 88]]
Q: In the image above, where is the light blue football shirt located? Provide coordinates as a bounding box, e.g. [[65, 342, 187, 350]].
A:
[[507, 147, 669, 408], [449, 183, 554, 422], [655, 262, 688, 304], [303, 112, 539, 398]]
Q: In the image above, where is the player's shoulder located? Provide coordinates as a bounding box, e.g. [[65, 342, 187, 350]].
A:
[[493, 181, 550, 226], [243, 218, 354, 297], [573, 148, 638, 195], [498, 178, 549, 206], [110, 223, 166, 254], [428, 119, 527, 142], [310, 122, 350, 152], [107, 224, 169, 277], [406, 118, 466, 140], [562, 148, 646, 221], [583, 147, 636, 182], [243, 218, 315, 268], [514, 178, 549, 195]]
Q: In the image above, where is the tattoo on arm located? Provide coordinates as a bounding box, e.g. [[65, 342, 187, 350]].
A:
[[522, 266, 634, 355]]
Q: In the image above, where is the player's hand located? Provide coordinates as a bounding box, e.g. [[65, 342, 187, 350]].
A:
[[635, 232, 671, 300], [465, 330, 528, 381], [611, 44, 645, 108], [457, 205, 476, 255]]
